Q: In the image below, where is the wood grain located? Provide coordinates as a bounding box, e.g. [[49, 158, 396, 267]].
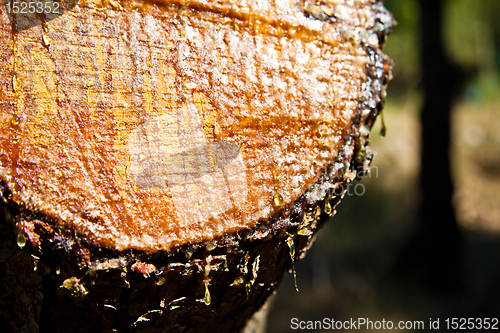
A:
[[0, 0, 387, 251]]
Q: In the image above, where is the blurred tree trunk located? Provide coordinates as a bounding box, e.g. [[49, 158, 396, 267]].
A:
[[397, 0, 463, 293]]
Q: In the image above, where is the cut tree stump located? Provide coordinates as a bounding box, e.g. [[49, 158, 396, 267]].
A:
[[0, 0, 393, 332]]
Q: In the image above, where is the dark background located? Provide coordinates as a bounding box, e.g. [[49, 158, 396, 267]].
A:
[[268, 0, 500, 331]]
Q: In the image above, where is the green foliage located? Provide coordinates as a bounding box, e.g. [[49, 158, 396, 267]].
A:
[[383, 0, 420, 97], [383, 0, 500, 102], [445, 0, 492, 70]]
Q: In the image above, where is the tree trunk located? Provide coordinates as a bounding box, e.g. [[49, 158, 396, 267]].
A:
[[419, 0, 462, 292], [0, 0, 393, 332], [396, 0, 463, 294]]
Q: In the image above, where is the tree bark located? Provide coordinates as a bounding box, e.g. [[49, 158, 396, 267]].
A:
[[0, 0, 393, 331]]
